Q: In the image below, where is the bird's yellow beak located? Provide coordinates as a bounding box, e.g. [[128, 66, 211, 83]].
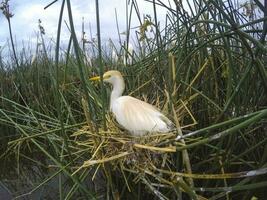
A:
[[89, 76, 101, 81]]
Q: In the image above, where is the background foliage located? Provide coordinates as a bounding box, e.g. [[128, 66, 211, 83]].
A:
[[0, 0, 266, 199]]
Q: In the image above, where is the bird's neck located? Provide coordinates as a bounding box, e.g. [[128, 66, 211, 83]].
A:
[[110, 78, 125, 110]]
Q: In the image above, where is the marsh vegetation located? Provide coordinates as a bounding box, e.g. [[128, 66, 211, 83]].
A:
[[0, 0, 267, 199]]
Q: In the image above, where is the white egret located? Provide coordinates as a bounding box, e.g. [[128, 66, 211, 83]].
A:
[[90, 70, 174, 136]]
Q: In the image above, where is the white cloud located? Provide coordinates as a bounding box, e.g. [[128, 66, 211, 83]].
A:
[[0, 0, 183, 58]]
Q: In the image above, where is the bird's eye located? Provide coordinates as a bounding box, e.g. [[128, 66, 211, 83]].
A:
[[105, 75, 111, 79]]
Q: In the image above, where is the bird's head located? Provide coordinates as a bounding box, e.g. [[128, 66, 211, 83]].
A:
[[90, 70, 124, 86]]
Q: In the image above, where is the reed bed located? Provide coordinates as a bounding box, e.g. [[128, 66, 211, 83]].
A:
[[0, 0, 267, 199]]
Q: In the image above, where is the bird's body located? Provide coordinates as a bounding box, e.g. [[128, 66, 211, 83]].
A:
[[90, 70, 174, 136], [111, 96, 174, 135]]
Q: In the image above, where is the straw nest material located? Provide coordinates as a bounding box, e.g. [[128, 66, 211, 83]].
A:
[[69, 113, 191, 192], [71, 114, 179, 170]]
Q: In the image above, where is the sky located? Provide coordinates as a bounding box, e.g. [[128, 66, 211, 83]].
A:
[[0, 0, 175, 58], [0, 0, 262, 60]]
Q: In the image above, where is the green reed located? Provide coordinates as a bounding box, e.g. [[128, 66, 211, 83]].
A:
[[0, 0, 266, 199]]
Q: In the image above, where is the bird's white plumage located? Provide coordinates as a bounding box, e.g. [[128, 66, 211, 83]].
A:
[[111, 96, 173, 135], [92, 70, 174, 136]]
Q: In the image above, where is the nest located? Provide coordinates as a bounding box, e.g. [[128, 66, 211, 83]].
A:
[[72, 115, 178, 167], [70, 114, 189, 196]]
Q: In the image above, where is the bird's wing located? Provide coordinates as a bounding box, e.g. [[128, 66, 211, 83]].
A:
[[111, 96, 173, 134]]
